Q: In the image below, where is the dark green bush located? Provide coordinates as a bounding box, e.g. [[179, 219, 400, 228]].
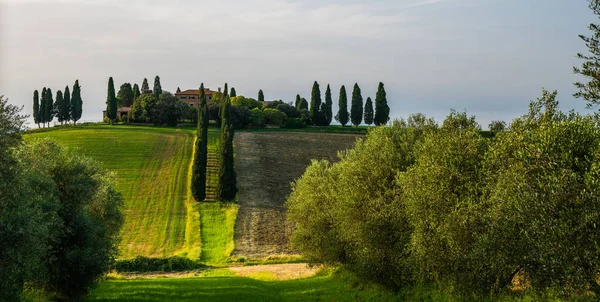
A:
[[284, 118, 306, 129], [114, 256, 204, 273]]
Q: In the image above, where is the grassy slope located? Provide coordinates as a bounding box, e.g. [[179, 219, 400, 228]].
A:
[[27, 125, 196, 258]]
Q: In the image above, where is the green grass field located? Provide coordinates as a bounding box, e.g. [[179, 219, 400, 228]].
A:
[[26, 124, 237, 262]]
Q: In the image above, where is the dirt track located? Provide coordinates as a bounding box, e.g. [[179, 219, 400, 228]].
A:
[[233, 131, 361, 258]]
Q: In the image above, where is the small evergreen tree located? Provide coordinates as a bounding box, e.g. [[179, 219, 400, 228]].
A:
[[153, 76, 162, 98], [133, 83, 140, 101], [364, 97, 374, 126], [71, 80, 83, 125], [258, 89, 265, 102], [45, 88, 54, 127], [63, 86, 71, 124], [310, 81, 322, 125], [300, 98, 309, 110], [324, 84, 333, 125], [350, 83, 363, 127], [230, 87, 236, 97], [337, 85, 349, 126], [106, 77, 117, 124], [192, 83, 209, 201], [55, 90, 66, 125], [176, 87, 181, 93], [33, 90, 40, 128], [295, 94, 302, 109], [40, 88, 47, 128], [141, 78, 151, 94], [374, 82, 390, 126]]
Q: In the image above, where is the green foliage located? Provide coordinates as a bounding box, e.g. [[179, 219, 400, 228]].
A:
[[488, 120, 506, 133], [231, 95, 262, 110], [364, 97, 374, 126], [264, 99, 284, 109], [153, 75, 162, 98], [156, 92, 187, 126], [106, 77, 118, 123], [192, 83, 209, 202], [350, 83, 363, 127], [133, 83, 141, 101], [40, 88, 47, 127], [276, 102, 300, 118], [63, 85, 71, 123], [71, 80, 83, 125], [374, 82, 390, 126], [55, 89, 71, 124], [216, 95, 237, 201], [336, 86, 349, 126], [114, 256, 203, 273], [33, 90, 40, 126], [574, 0, 600, 107], [324, 84, 333, 125], [176, 87, 181, 93], [45, 88, 54, 126], [263, 108, 287, 127], [310, 81, 322, 125], [141, 78, 151, 94], [295, 94, 302, 109], [300, 97, 309, 110], [258, 89, 264, 102], [284, 117, 307, 129], [230, 87, 236, 97], [249, 108, 265, 126], [117, 82, 134, 107]]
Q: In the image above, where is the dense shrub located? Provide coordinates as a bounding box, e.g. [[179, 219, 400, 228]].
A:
[[230, 105, 250, 129], [284, 117, 306, 129], [114, 256, 203, 273], [276, 103, 300, 118], [264, 100, 284, 109], [263, 108, 287, 127], [231, 96, 262, 110], [249, 108, 265, 126]]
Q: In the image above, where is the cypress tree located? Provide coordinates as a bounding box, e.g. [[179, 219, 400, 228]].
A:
[[338, 85, 348, 126], [324, 84, 333, 125], [153, 76, 162, 98], [230, 87, 236, 97], [310, 81, 321, 125], [192, 83, 209, 201], [63, 86, 71, 124], [176, 87, 181, 93], [374, 82, 390, 126], [55, 90, 65, 125], [350, 83, 363, 128], [45, 88, 54, 127], [106, 77, 117, 124], [300, 98, 309, 110], [364, 97, 374, 126], [71, 80, 83, 126], [258, 89, 264, 102], [141, 78, 151, 94], [40, 88, 47, 128], [219, 83, 229, 126], [133, 83, 140, 101], [33, 90, 40, 128], [295, 94, 301, 109], [216, 94, 237, 201]]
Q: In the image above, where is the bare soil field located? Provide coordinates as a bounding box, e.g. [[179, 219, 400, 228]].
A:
[[234, 132, 362, 258]]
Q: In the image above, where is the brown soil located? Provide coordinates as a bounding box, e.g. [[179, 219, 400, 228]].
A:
[[229, 263, 321, 281], [233, 132, 362, 258]]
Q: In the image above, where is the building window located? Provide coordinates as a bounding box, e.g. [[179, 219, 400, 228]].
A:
[[181, 96, 187, 100], [189, 96, 195, 100], [189, 103, 194, 107], [208, 96, 212, 100]]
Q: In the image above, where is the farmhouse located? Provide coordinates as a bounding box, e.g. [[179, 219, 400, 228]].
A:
[[175, 87, 220, 108], [102, 106, 130, 120]]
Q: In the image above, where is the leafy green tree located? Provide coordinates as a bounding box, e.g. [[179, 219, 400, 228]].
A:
[[230, 87, 236, 97], [310, 81, 322, 125], [263, 108, 288, 126], [276, 103, 300, 118], [258, 89, 264, 102], [71, 80, 83, 126], [231, 96, 262, 110], [33, 90, 40, 128], [45, 88, 54, 127], [141, 78, 151, 94], [249, 108, 265, 126], [350, 83, 363, 127], [364, 97, 374, 126], [106, 77, 117, 124], [63, 86, 71, 124], [574, 0, 600, 107], [117, 82, 134, 107], [337, 85, 349, 126], [324, 84, 333, 125], [300, 97, 309, 110], [488, 120, 506, 133], [40, 88, 47, 128], [154, 92, 186, 126], [133, 83, 141, 101], [192, 83, 209, 202], [153, 76, 162, 98], [374, 82, 390, 126]]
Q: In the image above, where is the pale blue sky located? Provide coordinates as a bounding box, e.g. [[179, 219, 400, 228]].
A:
[[0, 0, 596, 128]]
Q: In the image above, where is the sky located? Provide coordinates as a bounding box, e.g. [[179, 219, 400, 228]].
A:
[[0, 0, 596, 128]]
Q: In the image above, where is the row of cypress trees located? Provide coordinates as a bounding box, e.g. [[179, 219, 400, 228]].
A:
[[32, 80, 83, 128], [303, 81, 390, 127], [191, 82, 237, 202], [106, 76, 163, 123]]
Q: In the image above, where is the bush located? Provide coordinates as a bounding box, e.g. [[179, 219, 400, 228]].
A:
[[276, 103, 300, 118], [249, 108, 265, 127], [230, 105, 250, 129], [264, 100, 284, 109], [114, 256, 203, 273], [231, 96, 262, 110], [284, 118, 306, 129], [263, 108, 287, 127]]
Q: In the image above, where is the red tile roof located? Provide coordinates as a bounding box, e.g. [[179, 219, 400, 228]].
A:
[[176, 89, 217, 96]]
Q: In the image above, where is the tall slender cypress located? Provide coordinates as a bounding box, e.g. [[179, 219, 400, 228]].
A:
[[364, 97, 374, 126], [133, 83, 141, 101], [350, 83, 363, 127], [106, 77, 117, 124], [230, 87, 236, 97], [71, 80, 83, 125], [216, 94, 237, 201], [258, 89, 264, 102], [55, 90, 65, 125], [40, 88, 47, 128], [33, 90, 40, 128], [374, 82, 390, 126], [63, 86, 71, 124], [192, 83, 209, 201], [153, 76, 162, 98], [300, 98, 308, 110], [324, 84, 333, 125], [219, 83, 229, 126], [310, 81, 321, 125], [141, 78, 151, 94], [45, 88, 54, 127], [295, 94, 301, 109], [337, 85, 348, 126]]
